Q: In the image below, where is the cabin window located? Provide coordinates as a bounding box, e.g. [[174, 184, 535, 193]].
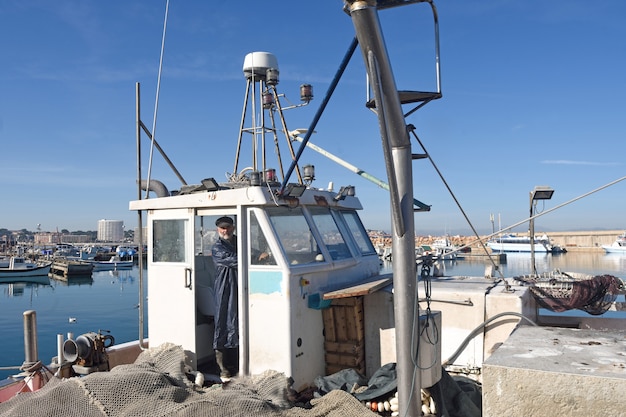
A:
[[152, 219, 187, 263], [250, 211, 276, 265], [194, 216, 220, 256], [266, 207, 323, 265], [340, 210, 377, 255], [309, 207, 352, 261]]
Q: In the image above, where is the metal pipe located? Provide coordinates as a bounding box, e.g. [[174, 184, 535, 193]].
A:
[[234, 79, 252, 175], [139, 179, 170, 198], [292, 136, 430, 210], [138, 121, 187, 186], [345, 1, 421, 415], [238, 206, 250, 377], [23, 310, 38, 365], [57, 334, 64, 365], [136, 83, 148, 351], [530, 196, 536, 275], [280, 37, 359, 194]]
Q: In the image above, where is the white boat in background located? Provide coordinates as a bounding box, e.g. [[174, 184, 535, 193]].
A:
[[87, 256, 133, 271], [0, 257, 52, 280], [602, 231, 626, 254], [486, 233, 566, 253], [429, 236, 460, 260]]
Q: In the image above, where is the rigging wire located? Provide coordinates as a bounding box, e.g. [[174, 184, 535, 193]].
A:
[[408, 125, 505, 280], [410, 121, 626, 280], [144, 0, 170, 199], [459, 175, 626, 253]]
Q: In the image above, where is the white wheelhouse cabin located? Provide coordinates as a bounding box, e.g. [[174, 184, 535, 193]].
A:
[[129, 183, 382, 387]]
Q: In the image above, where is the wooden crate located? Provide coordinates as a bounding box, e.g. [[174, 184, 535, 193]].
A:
[[322, 296, 365, 375]]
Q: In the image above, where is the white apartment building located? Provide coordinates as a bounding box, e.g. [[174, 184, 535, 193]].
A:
[[97, 219, 124, 242]]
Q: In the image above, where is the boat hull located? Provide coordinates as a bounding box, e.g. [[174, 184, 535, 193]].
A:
[[487, 242, 552, 253], [90, 262, 133, 271], [602, 244, 626, 254], [0, 264, 51, 280]]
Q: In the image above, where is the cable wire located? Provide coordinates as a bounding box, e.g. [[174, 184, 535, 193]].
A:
[[442, 312, 537, 367]]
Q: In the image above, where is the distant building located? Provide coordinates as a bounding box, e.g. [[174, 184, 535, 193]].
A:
[[98, 219, 124, 242], [35, 233, 91, 245], [61, 234, 91, 244], [134, 226, 147, 245]]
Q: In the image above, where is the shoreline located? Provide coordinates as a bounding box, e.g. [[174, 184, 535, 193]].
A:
[[369, 229, 623, 253]]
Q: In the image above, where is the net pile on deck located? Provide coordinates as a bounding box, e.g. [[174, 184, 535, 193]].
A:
[[0, 343, 378, 417], [514, 271, 625, 315]]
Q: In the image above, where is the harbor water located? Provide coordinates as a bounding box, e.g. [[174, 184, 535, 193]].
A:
[[1, 266, 147, 380], [1, 252, 624, 380]]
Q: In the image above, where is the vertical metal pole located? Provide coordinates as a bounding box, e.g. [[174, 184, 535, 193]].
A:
[[23, 310, 38, 365], [136, 83, 147, 350], [345, 1, 420, 415], [57, 334, 64, 365], [238, 207, 250, 377], [530, 194, 536, 275]]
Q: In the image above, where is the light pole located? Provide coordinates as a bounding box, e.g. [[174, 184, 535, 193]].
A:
[[529, 185, 554, 275]]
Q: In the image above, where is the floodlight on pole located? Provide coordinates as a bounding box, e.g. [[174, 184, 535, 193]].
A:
[[530, 185, 554, 275]]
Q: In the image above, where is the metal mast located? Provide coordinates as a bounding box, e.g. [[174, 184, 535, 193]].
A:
[[344, 1, 421, 415]]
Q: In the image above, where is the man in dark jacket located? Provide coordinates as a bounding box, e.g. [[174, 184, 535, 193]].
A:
[[212, 216, 239, 379]]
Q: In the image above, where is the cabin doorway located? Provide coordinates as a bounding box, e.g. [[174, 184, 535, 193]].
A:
[[194, 211, 238, 371]]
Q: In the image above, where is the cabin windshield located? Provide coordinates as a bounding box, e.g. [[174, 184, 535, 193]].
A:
[[308, 207, 351, 261], [265, 206, 374, 266], [267, 207, 322, 265], [339, 210, 377, 255], [250, 211, 277, 266]]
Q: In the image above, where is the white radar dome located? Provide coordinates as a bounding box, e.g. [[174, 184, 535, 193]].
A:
[[243, 52, 279, 80]]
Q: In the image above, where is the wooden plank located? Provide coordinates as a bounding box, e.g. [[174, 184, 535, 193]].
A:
[[326, 350, 364, 367], [325, 340, 363, 355], [322, 308, 337, 342], [334, 306, 348, 341], [323, 276, 392, 300], [325, 363, 365, 376], [331, 297, 360, 307], [353, 301, 364, 342], [345, 305, 358, 341]]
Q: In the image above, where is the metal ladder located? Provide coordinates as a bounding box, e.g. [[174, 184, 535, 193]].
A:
[[360, 0, 443, 213]]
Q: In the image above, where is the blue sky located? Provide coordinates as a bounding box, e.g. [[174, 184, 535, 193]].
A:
[[1, 1, 625, 236]]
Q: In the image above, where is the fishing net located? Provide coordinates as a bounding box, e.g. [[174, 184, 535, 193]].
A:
[[0, 343, 378, 417], [514, 271, 625, 315]]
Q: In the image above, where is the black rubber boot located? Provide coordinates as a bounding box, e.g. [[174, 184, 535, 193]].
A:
[[215, 349, 231, 379], [225, 348, 239, 377]]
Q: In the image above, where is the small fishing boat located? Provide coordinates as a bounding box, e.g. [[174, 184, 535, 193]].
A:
[[86, 256, 133, 271], [0, 257, 51, 280], [602, 231, 626, 254], [429, 236, 460, 260]]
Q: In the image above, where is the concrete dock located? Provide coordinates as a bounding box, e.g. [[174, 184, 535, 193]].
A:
[[483, 326, 626, 416], [50, 259, 94, 278], [370, 229, 624, 254]]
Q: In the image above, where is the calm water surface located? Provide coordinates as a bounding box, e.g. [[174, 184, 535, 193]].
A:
[[1, 252, 624, 379], [1, 267, 147, 379]]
